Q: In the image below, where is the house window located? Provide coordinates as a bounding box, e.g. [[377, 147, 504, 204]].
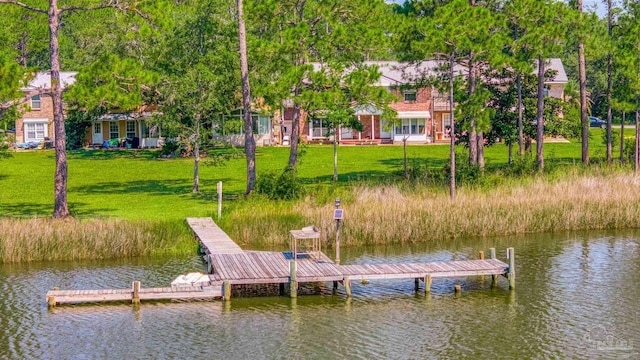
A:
[[543, 86, 550, 97], [254, 115, 271, 135], [395, 119, 425, 135], [24, 122, 47, 141], [312, 118, 330, 138], [109, 122, 119, 139], [442, 113, 451, 128], [126, 121, 136, 138], [94, 122, 101, 134], [31, 95, 41, 110], [404, 91, 417, 102]]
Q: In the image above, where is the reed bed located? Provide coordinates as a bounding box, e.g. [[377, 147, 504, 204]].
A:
[[225, 173, 640, 247], [0, 218, 194, 263]]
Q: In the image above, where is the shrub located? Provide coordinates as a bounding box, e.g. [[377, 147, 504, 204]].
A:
[[159, 138, 185, 157], [256, 166, 305, 200]]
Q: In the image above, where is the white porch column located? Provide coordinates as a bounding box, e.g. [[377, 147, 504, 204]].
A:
[[358, 115, 362, 140], [338, 125, 342, 141], [371, 115, 375, 139]]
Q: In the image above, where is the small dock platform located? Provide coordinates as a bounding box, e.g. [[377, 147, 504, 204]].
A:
[[46, 284, 221, 305], [45, 218, 515, 306]]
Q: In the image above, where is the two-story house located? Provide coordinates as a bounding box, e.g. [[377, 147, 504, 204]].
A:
[[14, 71, 77, 145], [281, 59, 567, 145]]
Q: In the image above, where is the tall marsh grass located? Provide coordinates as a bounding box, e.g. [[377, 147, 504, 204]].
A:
[[223, 173, 640, 248], [0, 218, 195, 263]]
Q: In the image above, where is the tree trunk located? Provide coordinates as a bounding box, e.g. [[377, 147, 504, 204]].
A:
[[635, 109, 639, 176], [18, 31, 28, 66], [403, 135, 408, 180], [288, 100, 301, 168], [517, 73, 523, 157], [50, 0, 69, 218], [333, 134, 338, 182], [578, 0, 589, 165], [238, 0, 255, 195], [193, 116, 200, 193], [449, 51, 456, 200], [620, 111, 625, 162], [468, 55, 477, 165], [477, 132, 484, 169], [606, 0, 613, 164], [536, 56, 545, 171]]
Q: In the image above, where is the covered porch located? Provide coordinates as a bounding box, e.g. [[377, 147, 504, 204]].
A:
[[89, 113, 162, 149]]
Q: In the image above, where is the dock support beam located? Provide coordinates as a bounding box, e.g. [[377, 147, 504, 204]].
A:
[[223, 280, 231, 301], [414, 278, 420, 292], [343, 277, 351, 298], [132, 281, 141, 304], [507, 247, 515, 290], [424, 274, 432, 294], [454, 284, 461, 293], [290, 261, 297, 298]]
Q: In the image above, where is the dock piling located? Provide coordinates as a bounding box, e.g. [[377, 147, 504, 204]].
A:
[[507, 247, 515, 290], [490, 248, 498, 286], [424, 274, 432, 294], [132, 281, 141, 304], [343, 277, 352, 298], [290, 261, 298, 298], [223, 280, 231, 301], [414, 278, 420, 292]]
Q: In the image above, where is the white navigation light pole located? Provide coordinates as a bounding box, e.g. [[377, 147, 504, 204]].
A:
[[334, 198, 344, 265]]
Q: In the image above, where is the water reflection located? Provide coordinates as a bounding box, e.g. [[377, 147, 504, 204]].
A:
[[1, 231, 639, 359]]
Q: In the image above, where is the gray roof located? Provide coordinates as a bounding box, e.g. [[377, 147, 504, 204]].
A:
[[22, 71, 77, 90], [534, 58, 568, 83], [311, 58, 567, 86]]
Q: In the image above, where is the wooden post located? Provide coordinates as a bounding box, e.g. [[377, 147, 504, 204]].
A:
[[279, 283, 285, 296], [223, 280, 231, 301], [507, 247, 515, 290], [217, 181, 222, 220], [490, 247, 498, 285], [333, 281, 338, 294], [343, 277, 351, 298], [205, 254, 212, 274], [478, 250, 486, 282], [290, 261, 297, 298], [424, 274, 432, 294], [414, 278, 420, 292], [47, 295, 56, 307], [132, 281, 141, 304], [335, 221, 341, 265], [454, 284, 461, 293]]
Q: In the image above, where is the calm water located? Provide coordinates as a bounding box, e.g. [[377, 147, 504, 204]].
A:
[[1, 231, 639, 359]]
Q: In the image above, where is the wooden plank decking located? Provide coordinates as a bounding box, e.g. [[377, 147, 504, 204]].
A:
[[208, 251, 508, 284], [187, 217, 243, 254], [46, 284, 222, 305]]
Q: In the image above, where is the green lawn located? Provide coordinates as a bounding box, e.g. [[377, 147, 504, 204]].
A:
[[0, 129, 628, 221]]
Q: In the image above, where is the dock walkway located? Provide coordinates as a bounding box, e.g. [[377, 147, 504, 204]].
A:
[[45, 217, 514, 305]]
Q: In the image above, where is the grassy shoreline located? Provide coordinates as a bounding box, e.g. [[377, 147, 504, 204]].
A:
[[3, 171, 639, 263], [0, 218, 195, 263]]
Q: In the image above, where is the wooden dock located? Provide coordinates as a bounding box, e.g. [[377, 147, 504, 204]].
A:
[[45, 217, 514, 306]]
